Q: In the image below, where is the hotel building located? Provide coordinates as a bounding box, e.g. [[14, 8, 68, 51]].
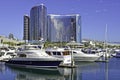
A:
[[24, 4, 82, 43], [30, 4, 47, 41], [47, 14, 81, 43]]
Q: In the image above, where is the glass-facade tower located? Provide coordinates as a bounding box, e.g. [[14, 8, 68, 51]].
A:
[[30, 4, 47, 41], [23, 15, 30, 40], [47, 14, 81, 43]]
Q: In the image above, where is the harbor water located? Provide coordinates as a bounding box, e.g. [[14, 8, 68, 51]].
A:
[[0, 57, 120, 80]]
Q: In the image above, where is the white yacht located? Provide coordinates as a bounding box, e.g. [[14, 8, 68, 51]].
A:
[[45, 47, 72, 66], [0, 47, 17, 61], [66, 41, 101, 62], [0, 51, 16, 61], [6, 44, 63, 68], [72, 48, 101, 62], [111, 50, 120, 58], [0, 47, 16, 52]]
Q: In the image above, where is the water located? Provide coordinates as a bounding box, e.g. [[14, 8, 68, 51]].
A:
[[0, 57, 120, 80]]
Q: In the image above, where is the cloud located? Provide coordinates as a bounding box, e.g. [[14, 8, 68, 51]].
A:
[[95, 9, 107, 13], [96, 10, 101, 13]]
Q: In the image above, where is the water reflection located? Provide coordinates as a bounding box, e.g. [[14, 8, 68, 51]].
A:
[[8, 67, 62, 80], [0, 61, 111, 80], [5, 62, 100, 80], [0, 62, 6, 72], [6, 65, 76, 80]]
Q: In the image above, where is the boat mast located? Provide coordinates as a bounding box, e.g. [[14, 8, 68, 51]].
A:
[[104, 24, 108, 61]]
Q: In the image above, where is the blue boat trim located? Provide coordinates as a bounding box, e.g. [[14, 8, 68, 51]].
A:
[[6, 60, 62, 67]]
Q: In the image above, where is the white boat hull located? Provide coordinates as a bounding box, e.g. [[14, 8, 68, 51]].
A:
[[73, 55, 100, 62], [72, 49, 100, 62]]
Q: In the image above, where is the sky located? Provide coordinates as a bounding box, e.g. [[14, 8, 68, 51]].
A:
[[0, 0, 120, 42]]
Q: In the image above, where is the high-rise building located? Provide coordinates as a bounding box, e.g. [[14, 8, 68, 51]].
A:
[[30, 4, 47, 41], [23, 15, 30, 40], [47, 14, 81, 43]]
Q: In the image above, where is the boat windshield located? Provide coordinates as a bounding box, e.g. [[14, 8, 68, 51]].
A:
[[52, 52, 61, 55], [6, 52, 14, 55], [46, 51, 51, 55]]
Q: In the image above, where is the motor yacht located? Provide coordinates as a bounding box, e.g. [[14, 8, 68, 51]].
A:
[[45, 47, 72, 66], [72, 48, 101, 62], [66, 41, 101, 62], [0, 50, 17, 61], [6, 44, 63, 68], [0, 46, 16, 52], [112, 51, 120, 58]]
